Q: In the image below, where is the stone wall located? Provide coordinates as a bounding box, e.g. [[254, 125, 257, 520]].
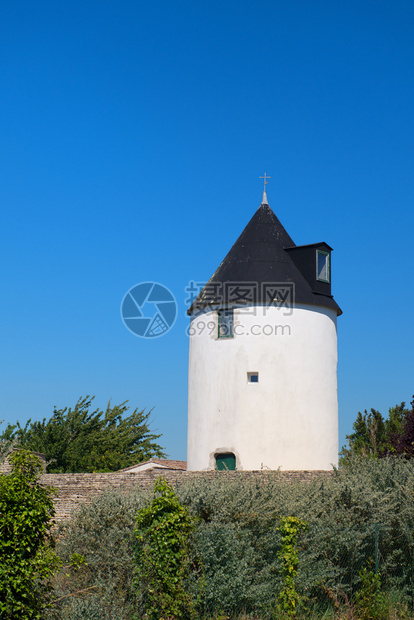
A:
[[0, 451, 46, 474], [40, 469, 334, 523]]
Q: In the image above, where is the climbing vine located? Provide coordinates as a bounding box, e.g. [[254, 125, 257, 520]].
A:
[[277, 516, 308, 618], [134, 477, 200, 620]]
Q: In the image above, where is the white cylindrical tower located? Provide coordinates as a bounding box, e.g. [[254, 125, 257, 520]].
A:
[[187, 194, 341, 471]]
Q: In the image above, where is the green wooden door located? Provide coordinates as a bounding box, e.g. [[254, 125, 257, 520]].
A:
[[215, 453, 236, 471]]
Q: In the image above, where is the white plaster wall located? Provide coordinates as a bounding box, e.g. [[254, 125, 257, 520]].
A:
[[187, 304, 338, 471]]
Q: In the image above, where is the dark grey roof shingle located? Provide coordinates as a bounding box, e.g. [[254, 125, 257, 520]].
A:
[[188, 202, 342, 316]]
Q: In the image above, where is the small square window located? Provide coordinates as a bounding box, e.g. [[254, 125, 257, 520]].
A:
[[218, 309, 234, 338], [248, 372, 259, 383], [316, 250, 330, 283]]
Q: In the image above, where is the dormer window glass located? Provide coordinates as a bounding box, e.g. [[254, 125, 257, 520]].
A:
[[316, 250, 330, 283], [218, 309, 234, 338]]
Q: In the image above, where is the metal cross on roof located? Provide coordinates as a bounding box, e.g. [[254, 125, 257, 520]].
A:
[[259, 173, 271, 191]]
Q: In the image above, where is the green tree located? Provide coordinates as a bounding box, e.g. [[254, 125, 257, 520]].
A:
[[0, 420, 17, 465], [134, 478, 199, 620], [342, 409, 387, 459], [0, 450, 60, 619], [385, 402, 408, 438], [340, 398, 411, 463], [0, 396, 165, 473], [386, 397, 414, 458]]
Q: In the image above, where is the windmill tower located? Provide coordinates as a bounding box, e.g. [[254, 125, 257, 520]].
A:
[[187, 184, 342, 471]]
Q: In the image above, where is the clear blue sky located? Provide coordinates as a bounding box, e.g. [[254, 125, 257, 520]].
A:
[[1, 1, 413, 461]]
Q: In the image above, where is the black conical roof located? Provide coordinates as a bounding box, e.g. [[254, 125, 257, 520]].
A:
[[188, 201, 342, 315]]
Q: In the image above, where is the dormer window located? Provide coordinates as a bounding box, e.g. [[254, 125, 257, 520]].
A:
[[316, 250, 330, 283], [218, 309, 234, 338]]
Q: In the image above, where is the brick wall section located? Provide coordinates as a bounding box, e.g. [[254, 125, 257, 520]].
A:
[[40, 469, 334, 523]]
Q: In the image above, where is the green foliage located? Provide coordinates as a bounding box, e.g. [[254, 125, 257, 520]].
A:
[[180, 473, 283, 616], [0, 419, 17, 464], [182, 461, 414, 615], [44, 459, 414, 619], [355, 564, 389, 620], [134, 478, 199, 620], [277, 516, 308, 617], [0, 450, 60, 619], [0, 396, 165, 472], [340, 398, 413, 462], [46, 486, 150, 620]]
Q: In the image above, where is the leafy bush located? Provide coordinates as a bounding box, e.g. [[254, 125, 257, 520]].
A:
[[47, 486, 150, 620], [0, 450, 60, 620], [47, 458, 414, 618], [180, 473, 286, 616], [180, 461, 414, 615], [355, 565, 389, 620], [134, 478, 199, 620], [295, 456, 414, 603]]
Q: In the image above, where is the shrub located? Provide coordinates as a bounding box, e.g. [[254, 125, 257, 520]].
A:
[[134, 478, 199, 620], [355, 565, 389, 620], [0, 450, 60, 620], [180, 474, 285, 616], [46, 458, 414, 618], [47, 485, 150, 620]]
